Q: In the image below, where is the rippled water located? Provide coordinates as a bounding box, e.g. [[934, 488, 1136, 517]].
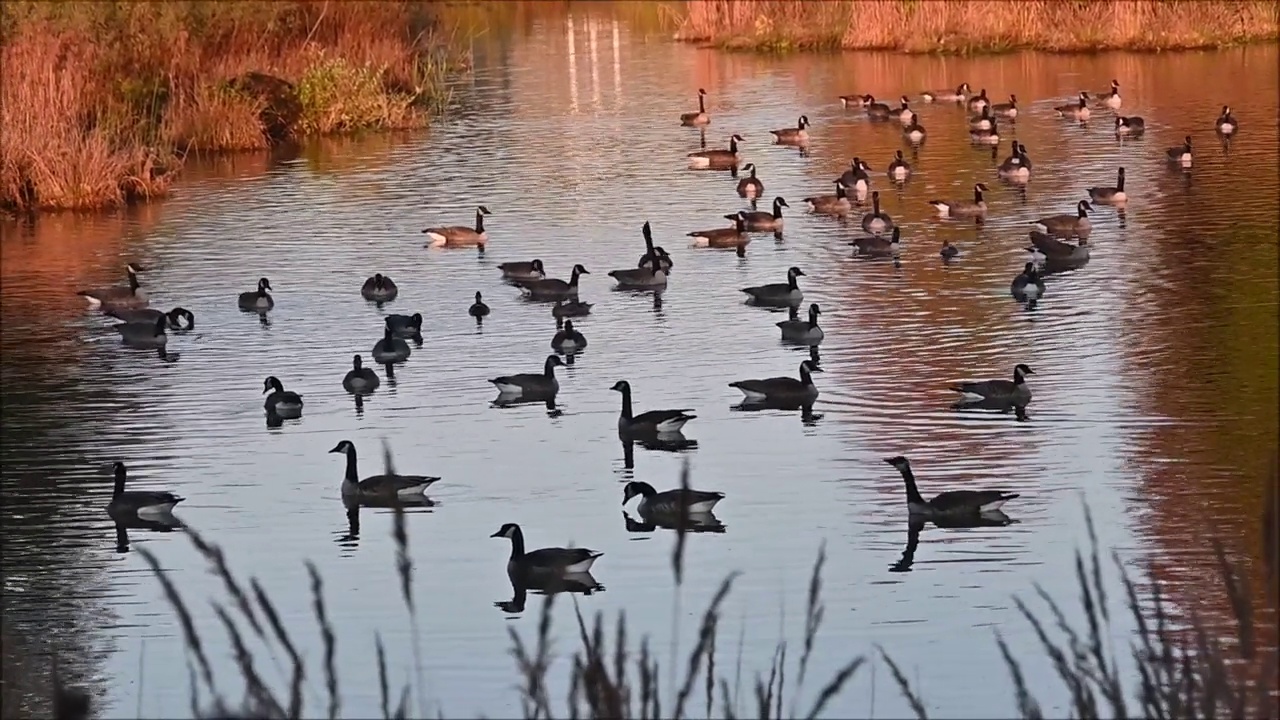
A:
[[2, 13, 1277, 720]]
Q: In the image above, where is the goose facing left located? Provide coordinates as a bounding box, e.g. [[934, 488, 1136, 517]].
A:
[[687, 133, 744, 169], [623, 481, 724, 515], [329, 440, 440, 498], [491, 354, 564, 396], [730, 359, 822, 403], [422, 206, 491, 248], [263, 375, 304, 417], [884, 456, 1020, 518], [741, 266, 804, 305], [361, 273, 399, 302], [491, 522, 603, 575], [107, 461, 184, 518], [611, 380, 696, 434], [78, 263, 148, 309], [238, 277, 274, 311]]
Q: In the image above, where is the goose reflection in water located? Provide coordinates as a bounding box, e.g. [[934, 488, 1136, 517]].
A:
[[113, 516, 182, 554], [383, 362, 398, 390], [619, 435, 699, 471], [491, 394, 561, 418], [730, 398, 823, 425], [889, 512, 1019, 573], [623, 510, 726, 535], [950, 397, 1031, 421], [495, 569, 604, 615], [337, 493, 437, 548]]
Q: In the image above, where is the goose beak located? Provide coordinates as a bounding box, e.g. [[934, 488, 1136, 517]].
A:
[[327, 444, 344, 453], [489, 530, 504, 538]]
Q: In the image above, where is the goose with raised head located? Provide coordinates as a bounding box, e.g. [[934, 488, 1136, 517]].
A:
[[108, 306, 194, 330], [1054, 92, 1091, 121], [552, 299, 593, 318], [635, 219, 672, 272], [385, 312, 423, 336], [997, 139, 1031, 180], [990, 94, 1018, 118], [423, 206, 491, 248], [730, 360, 822, 403], [687, 133, 744, 169], [371, 325, 411, 363], [1115, 116, 1146, 135], [106, 462, 184, 518], [688, 213, 747, 248], [803, 180, 852, 216], [262, 375, 304, 417], [884, 456, 1020, 518], [77, 263, 148, 309], [838, 158, 872, 197], [1215, 105, 1238, 135], [742, 266, 804, 305], [238, 277, 274, 311], [491, 354, 564, 396], [887, 150, 912, 180], [736, 163, 765, 198], [1017, 142, 1033, 170], [497, 258, 546, 282], [610, 380, 696, 434], [921, 82, 970, 103], [610, 223, 668, 289], [892, 95, 914, 123], [1097, 79, 1122, 109], [1033, 200, 1093, 237], [970, 116, 1000, 145], [1166, 135, 1193, 164], [361, 273, 399, 302], [864, 95, 892, 120], [517, 264, 589, 301], [951, 363, 1034, 404], [966, 88, 991, 112], [329, 440, 440, 498], [551, 320, 587, 353], [968, 105, 994, 131], [342, 354, 381, 394], [776, 303, 824, 344], [861, 191, 893, 234], [1088, 167, 1128, 204], [469, 291, 491, 318], [852, 226, 902, 258], [741, 196, 788, 231], [769, 115, 810, 144], [903, 113, 927, 143], [114, 315, 168, 348], [929, 183, 990, 218], [623, 481, 724, 515], [491, 523, 602, 575], [680, 88, 710, 126], [1010, 262, 1046, 300]]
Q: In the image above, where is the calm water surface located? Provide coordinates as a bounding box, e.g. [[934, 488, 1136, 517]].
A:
[[2, 14, 1277, 719]]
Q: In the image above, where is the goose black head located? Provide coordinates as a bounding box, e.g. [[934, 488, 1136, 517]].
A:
[[490, 522, 520, 539], [474, 291, 484, 302], [622, 481, 656, 505], [642, 221, 653, 241], [477, 205, 492, 215], [809, 303, 821, 316], [741, 162, 756, 174], [545, 354, 565, 368], [697, 88, 707, 96], [883, 456, 910, 468], [126, 262, 147, 274], [263, 376, 283, 394], [531, 259, 545, 273], [1014, 363, 1036, 376], [798, 115, 810, 128], [773, 196, 789, 208], [610, 380, 630, 393], [731, 133, 745, 142], [573, 264, 590, 275], [328, 439, 355, 454], [975, 182, 990, 192], [1079, 200, 1093, 213], [112, 461, 127, 477], [352, 354, 364, 369], [787, 266, 805, 278]]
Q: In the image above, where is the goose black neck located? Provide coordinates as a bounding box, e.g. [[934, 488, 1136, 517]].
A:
[[569, 269, 581, 287], [475, 210, 486, 233], [1014, 368, 1027, 384], [787, 273, 799, 290], [113, 466, 126, 497], [635, 482, 656, 497], [800, 364, 813, 386], [807, 306, 819, 327], [974, 186, 984, 203], [896, 464, 926, 505], [772, 200, 783, 218], [728, 137, 738, 153], [1078, 206, 1088, 219], [343, 447, 359, 482], [507, 526, 526, 560], [128, 272, 140, 293], [697, 94, 705, 113], [543, 357, 558, 378], [872, 194, 881, 214], [618, 386, 633, 420], [644, 230, 656, 257], [384, 326, 395, 341], [836, 183, 846, 199], [749, 165, 757, 178], [1116, 172, 1125, 191]]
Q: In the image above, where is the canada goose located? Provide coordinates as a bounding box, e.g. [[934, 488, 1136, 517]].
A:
[[114, 316, 168, 348], [730, 360, 822, 403], [1097, 79, 1121, 109], [1215, 105, 1238, 135], [491, 523, 602, 575], [997, 139, 1031, 180], [238, 277, 273, 311], [262, 375, 304, 417], [968, 105, 994, 132], [893, 96, 914, 123], [851, 225, 902, 257], [610, 380, 696, 434], [623, 481, 724, 515], [610, 255, 668, 290], [902, 113, 927, 143], [741, 266, 804, 305], [688, 213, 748, 248], [884, 456, 1019, 518], [422, 206, 491, 248], [1010, 262, 1046, 300], [680, 88, 710, 126], [342, 354, 380, 394], [769, 115, 810, 144], [1088, 167, 1128, 204], [385, 312, 423, 336], [803, 180, 852, 216], [371, 325, 411, 363], [1016, 142, 1033, 170], [687, 133, 744, 169], [969, 117, 1000, 145], [741, 196, 788, 231], [107, 462, 184, 518], [864, 95, 892, 120], [921, 82, 970, 103], [1115, 116, 1146, 135], [517, 264, 589, 300], [839, 93, 871, 108], [1054, 92, 1091, 121], [837, 158, 872, 196], [736, 163, 765, 198], [776, 303, 824, 344], [860, 191, 892, 234], [1166, 135, 1193, 164], [1033, 200, 1092, 237], [77, 263, 148, 308], [929, 183, 989, 218], [469, 291, 491, 318], [990, 94, 1018, 118], [361, 273, 398, 302], [951, 363, 1034, 404], [329, 440, 440, 498], [491, 354, 564, 396], [1027, 231, 1090, 262], [497, 258, 546, 282], [107, 306, 194, 330], [637, 247, 674, 273], [552, 299, 593, 318], [940, 240, 960, 259], [887, 150, 912, 180], [551, 320, 587, 352], [966, 88, 990, 112]]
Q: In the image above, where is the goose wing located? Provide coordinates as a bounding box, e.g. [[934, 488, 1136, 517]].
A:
[[949, 379, 1016, 397], [741, 282, 788, 297], [423, 225, 470, 238], [775, 318, 808, 333], [731, 376, 806, 395], [106, 308, 163, 323], [358, 474, 440, 493], [688, 149, 733, 161], [523, 547, 601, 568], [741, 210, 773, 224], [1034, 212, 1073, 227], [517, 277, 571, 293], [852, 236, 893, 253], [650, 488, 726, 511], [491, 372, 546, 388], [631, 408, 695, 426], [929, 490, 1018, 512], [609, 267, 659, 284], [119, 490, 184, 505]]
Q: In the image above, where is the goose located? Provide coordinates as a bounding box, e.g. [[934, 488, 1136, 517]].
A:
[[687, 133, 744, 169], [342, 354, 381, 394], [1215, 105, 1239, 135], [517, 264, 589, 301], [969, 117, 1000, 145], [680, 88, 710, 126], [114, 316, 168, 348], [610, 254, 667, 290], [552, 299, 593, 318], [968, 105, 994, 132], [497, 258, 546, 282], [730, 360, 822, 403], [1166, 135, 1193, 164], [469, 291, 491, 318], [863, 95, 892, 120], [237, 277, 273, 311], [107, 306, 194, 330], [360, 273, 398, 302], [77, 263, 148, 309], [385, 312, 423, 336], [1027, 231, 1090, 262], [551, 320, 587, 352], [965, 88, 990, 112], [950, 363, 1034, 404], [887, 150, 912, 180], [371, 325, 411, 363], [884, 456, 1020, 518], [990, 94, 1018, 118], [837, 158, 872, 196], [940, 240, 960, 259], [1016, 142, 1033, 170], [921, 82, 970, 103], [1033, 200, 1092, 237], [635, 223, 674, 272], [610, 380, 696, 434], [776, 303, 824, 344], [736, 163, 765, 198], [1054, 92, 1090, 121], [741, 196, 788, 231], [106, 462, 184, 518], [851, 225, 902, 258], [491, 354, 564, 396], [688, 213, 747, 248], [861, 191, 893, 234], [422, 206, 491, 248], [741, 266, 804, 305], [262, 375, 304, 417], [623, 481, 724, 515], [1097, 79, 1121, 109], [929, 183, 989, 218], [491, 523, 602, 575], [997, 139, 1031, 180], [329, 440, 440, 498], [1115, 116, 1146, 135], [839, 93, 871, 108], [1010, 262, 1046, 300], [902, 113, 927, 142], [769, 115, 810, 144], [803, 180, 852, 216], [1088, 167, 1128, 204]]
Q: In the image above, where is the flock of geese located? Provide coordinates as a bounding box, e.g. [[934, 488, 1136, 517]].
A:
[[79, 76, 1242, 592]]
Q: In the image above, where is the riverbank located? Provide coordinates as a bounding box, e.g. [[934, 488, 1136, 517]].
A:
[[675, 0, 1280, 53], [0, 1, 467, 215]]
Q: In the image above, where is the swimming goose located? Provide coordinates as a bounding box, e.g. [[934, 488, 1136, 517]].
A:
[[497, 258, 546, 282], [385, 312, 423, 336], [839, 93, 871, 108], [776, 303, 824, 344], [741, 196, 788, 231], [1215, 106, 1238, 135], [238, 277, 273, 311], [491, 354, 564, 396], [371, 325, 411, 363], [517, 264, 589, 300], [1016, 142, 1033, 170], [863, 96, 892, 120], [969, 117, 1000, 145], [902, 113, 927, 143], [77, 263, 148, 309], [610, 380, 696, 434], [1097, 80, 1121, 109], [966, 88, 991, 112], [422, 206, 491, 248], [551, 320, 587, 352], [361, 273, 398, 302], [491, 523, 602, 575], [680, 88, 710, 126], [469, 291, 491, 318], [997, 139, 1031, 180], [329, 440, 440, 498], [930, 183, 990, 218], [803, 180, 852, 216], [107, 462, 184, 518], [769, 115, 810, 144], [688, 213, 747, 248], [736, 163, 765, 198], [1115, 116, 1146, 135], [1010, 262, 1046, 300], [951, 363, 1034, 404], [342, 354, 381, 394], [114, 316, 168, 348], [107, 306, 194, 330], [838, 158, 872, 196], [968, 105, 994, 132], [262, 376, 304, 417], [921, 82, 969, 103], [851, 226, 902, 257], [892, 96, 914, 123], [730, 360, 822, 403], [687, 133, 744, 169], [861, 191, 893, 234], [623, 481, 724, 515], [884, 456, 1020, 518], [1088, 167, 1128, 204], [1166, 135, 1193, 164], [741, 266, 804, 305], [1027, 231, 1090, 262], [940, 240, 960, 259], [990, 94, 1018, 118], [1033, 200, 1092, 237], [610, 254, 668, 290], [552, 299, 593, 318], [637, 246, 674, 273], [887, 150, 912, 180], [1054, 92, 1090, 121]]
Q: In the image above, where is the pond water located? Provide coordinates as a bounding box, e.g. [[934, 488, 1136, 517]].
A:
[[2, 10, 1277, 719]]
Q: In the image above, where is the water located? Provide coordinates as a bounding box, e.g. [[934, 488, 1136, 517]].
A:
[[2, 12, 1277, 719]]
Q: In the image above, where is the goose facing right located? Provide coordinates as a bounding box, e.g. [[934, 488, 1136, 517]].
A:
[[623, 481, 724, 515], [950, 363, 1035, 404], [776, 303, 824, 344], [517, 264, 590, 301], [329, 439, 440, 498], [688, 213, 747, 248], [741, 266, 804, 305], [1166, 135, 1193, 164], [851, 226, 902, 258], [741, 196, 789, 231], [769, 115, 810, 144], [990, 94, 1018, 118], [884, 456, 1020, 518], [1088, 167, 1128, 204], [107, 462, 184, 518], [263, 375, 304, 417], [77, 263, 148, 309], [422, 206, 491, 248], [687, 133, 744, 169], [680, 88, 710, 126], [803, 180, 851, 216], [361, 273, 399, 302], [491, 354, 564, 396], [611, 380, 695, 434], [730, 360, 822, 403], [372, 325, 411, 364], [1054, 92, 1091, 120], [238, 277, 274, 312], [491, 522, 603, 575], [498, 258, 546, 282], [929, 183, 989, 218], [1033, 200, 1093, 237], [342, 354, 381, 394]]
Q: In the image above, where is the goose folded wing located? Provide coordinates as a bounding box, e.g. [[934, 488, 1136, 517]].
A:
[[359, 474, 440, 492], [524, 547, 598, 567], [492, 373, 541, 386], [123, 490, 184, 505], [743, 282, 787, 296], [732, 377, 803, 394], [929, 490, 1017, 512], [107, 308, 162, 323], [655, 488, 725, 506], [631, 408, 695, 425], [950, 379, 1015, 396]]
